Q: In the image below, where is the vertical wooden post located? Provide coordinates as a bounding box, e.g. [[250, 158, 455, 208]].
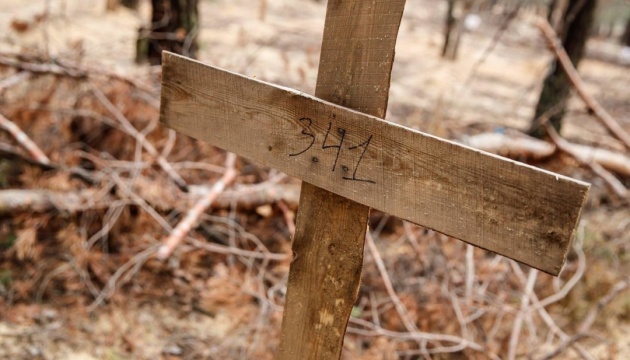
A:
[[278, 1, 406, 359]]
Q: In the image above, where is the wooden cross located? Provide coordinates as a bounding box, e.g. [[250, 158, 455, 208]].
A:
[[159, 1, 589, 358]]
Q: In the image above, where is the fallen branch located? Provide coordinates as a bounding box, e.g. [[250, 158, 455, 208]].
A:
[[0, 113, 51, 165], [0, 183, 300, 215], [0, 54, 86, 78], [563, 144, 630, 178], [211, 182, 299, 209], [157, 153, 238, 259], [463, 132, 555, 159], [546, 125, 628, 199], [0, 189, 105, 213], [464, 132, 630, 177], [0, 71, 30, 93], [537, 19, 630, 150], [0, 53, 157, 96]]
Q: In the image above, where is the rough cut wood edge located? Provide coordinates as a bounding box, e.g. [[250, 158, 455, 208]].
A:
[[161, 50, 589, 275]]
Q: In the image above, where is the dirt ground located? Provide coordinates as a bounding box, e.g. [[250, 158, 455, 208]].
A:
[[1, 0, 630, 359]]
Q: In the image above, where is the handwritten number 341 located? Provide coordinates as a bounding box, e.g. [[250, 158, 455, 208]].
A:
[[289, 117, 375, 184]]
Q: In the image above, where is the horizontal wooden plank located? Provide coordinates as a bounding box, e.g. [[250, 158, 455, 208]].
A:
[[160, 52, 590, 275]]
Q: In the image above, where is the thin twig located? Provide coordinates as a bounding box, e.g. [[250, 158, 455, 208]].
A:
[[532, 225, 586, 311], [89, 83, 189, 191], [448, 291, 469, 341], [276, 199, 295, 236], [157, 153, 238, 259], [0, 141, 55, 169], [578, 277, 630, 334], [347, 317, 498, 358], [512, 262, 593, 360], [366, 232, 418, 333], [465, 245, 475, 305], [507, 268, 538, 360], [402, 221, 422, 255], [0, 54, 85, 78], [542, 277, 630, 360], [546, 124, 628, 199], [186, 237, 287, 261], [87, 245, 158, 311], [109, 171, 173, 231], [537, 19, 630, 150], [0, 53, 157, 96], [464, 4, 520, 87], [0, 71, 30, 93], [0, 113, 51, 165], [511, 225, 593, 359]]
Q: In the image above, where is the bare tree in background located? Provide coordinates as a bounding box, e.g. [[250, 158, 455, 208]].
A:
[[442, 0, 458, 59], [122, 0, 139, 9], [548, 0, 569, 31], [136, 0, 199, 65], [529, 0, 598, 138], [106, 0, 139, 11], [441, 0, 476, 60], [622, 17, 630, 46]]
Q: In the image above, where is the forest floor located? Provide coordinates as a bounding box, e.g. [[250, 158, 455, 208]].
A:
[[1, 0, 630, 359]]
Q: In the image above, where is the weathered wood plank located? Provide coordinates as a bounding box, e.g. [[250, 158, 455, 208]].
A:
[[280, 186, 369, 359], [160, 52, 589, 275], [276, 1, 407, 358]]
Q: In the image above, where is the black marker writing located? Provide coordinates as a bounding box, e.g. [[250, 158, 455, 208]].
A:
[[289, 117, 375, 184], [322, 122, 346, 172], [289, 117, 315, 157], [344, 134, 375, 183]]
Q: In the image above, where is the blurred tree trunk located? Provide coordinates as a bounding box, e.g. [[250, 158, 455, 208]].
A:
[[529, 0, 597, 138], [106, 0, 118, 11], [442, 0, 457, 59], [441, 0, 474, 60], [122, 0, 139, 9], [622, 17, 630, 46], [547, 0, 558, 21], [259, 0, 267, 21], [548, 0, 569, 33], [106, 0, 139, 11], [136, 0, 199, 65]]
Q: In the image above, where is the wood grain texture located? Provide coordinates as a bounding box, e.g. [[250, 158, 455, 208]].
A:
[[161, 49, 590, 275], [277, 1, 407, 358], [280, 185, 369, 359]]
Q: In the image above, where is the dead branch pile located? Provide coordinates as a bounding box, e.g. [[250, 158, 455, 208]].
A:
[[0, 53, 629, 359]]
